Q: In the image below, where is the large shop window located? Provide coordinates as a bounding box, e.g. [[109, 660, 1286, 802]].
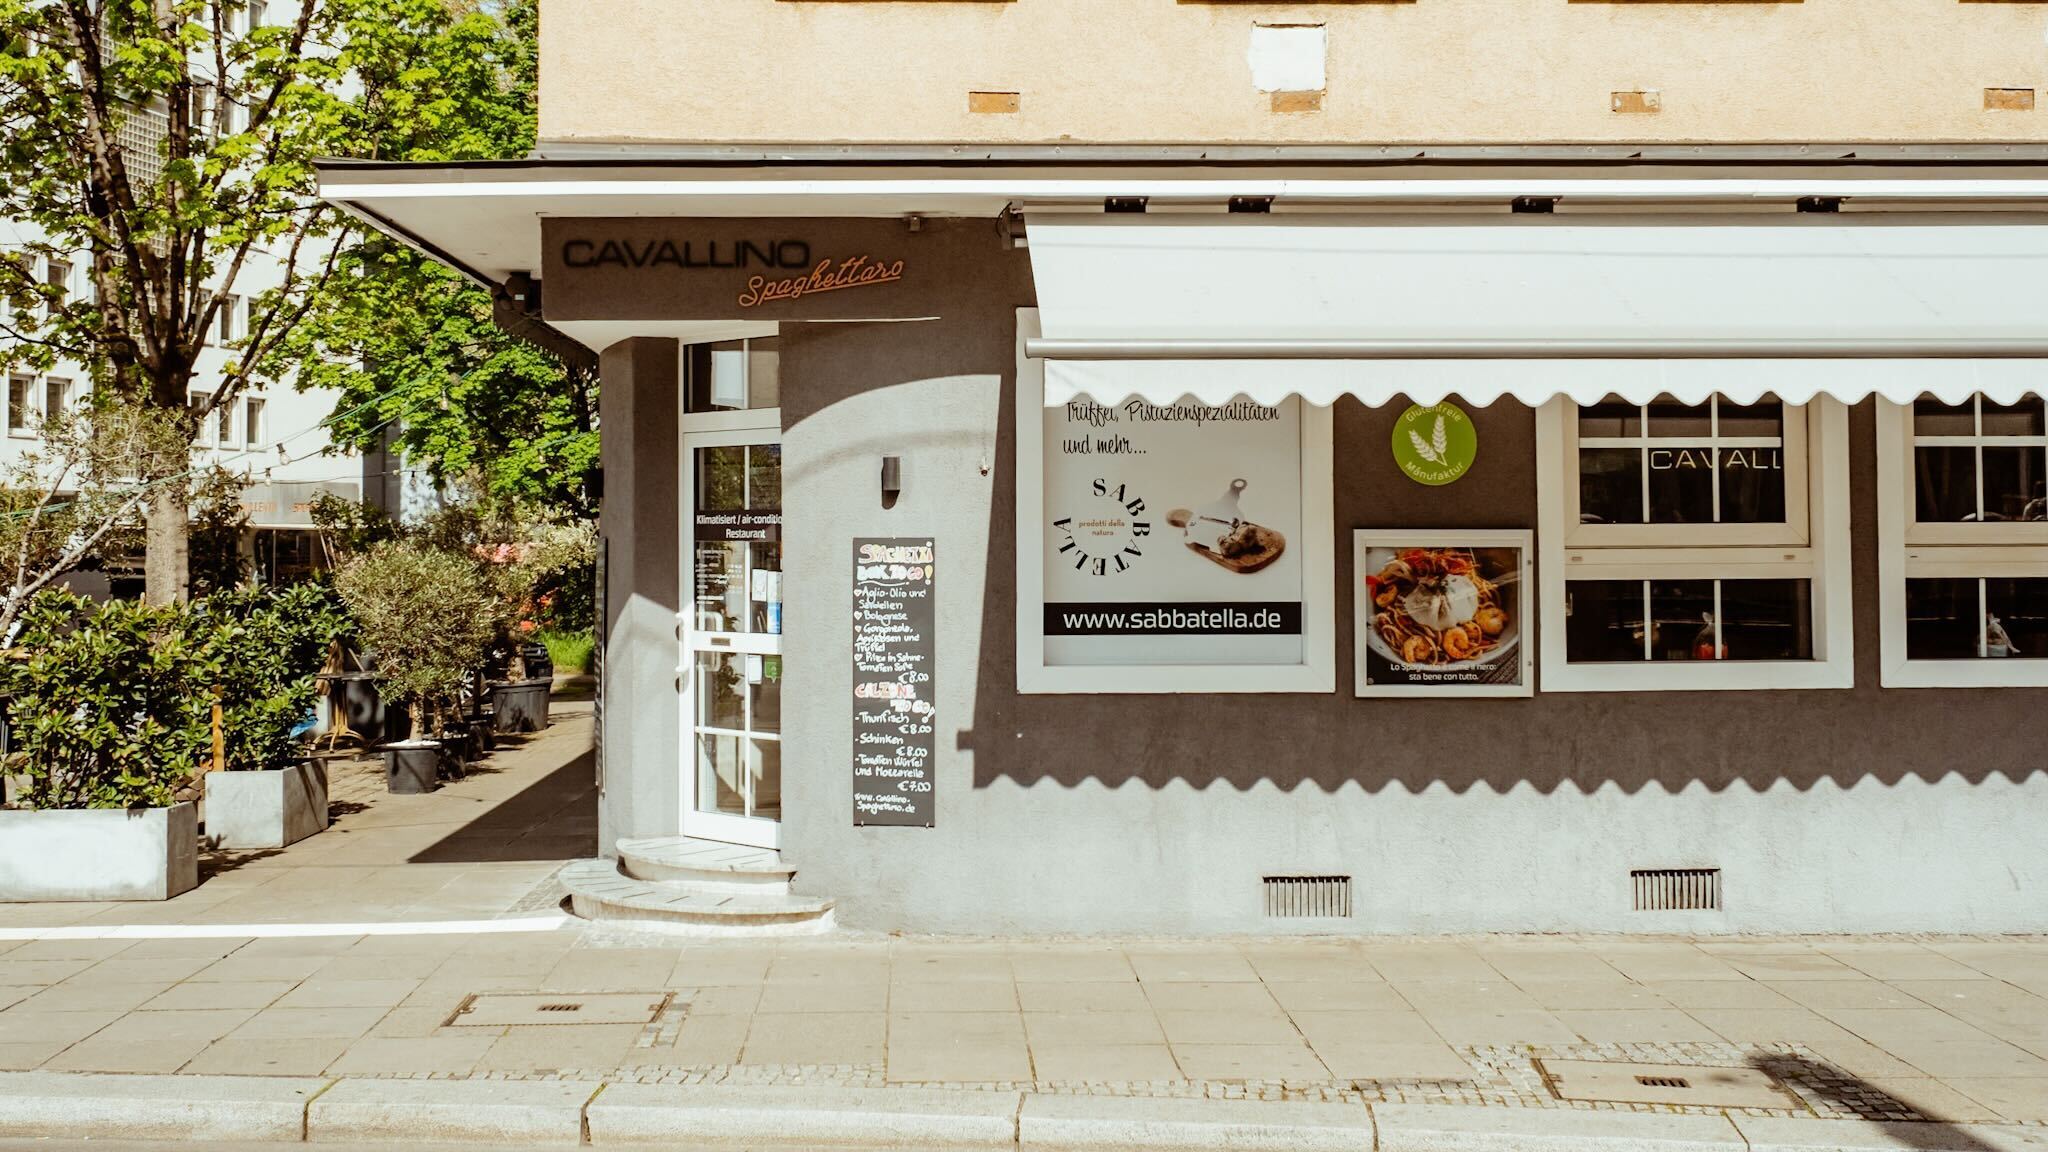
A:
[[1878, 393, 2048, 687], [1536, 394, 1853, 692], [1014, 312, 1335, 694]]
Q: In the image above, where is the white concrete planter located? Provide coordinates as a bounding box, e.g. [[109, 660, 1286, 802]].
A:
[[0, 802, 199, 902], [203, 762, 328, 850]]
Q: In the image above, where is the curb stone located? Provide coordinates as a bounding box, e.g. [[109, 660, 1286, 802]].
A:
[[1018, 1093, 1374, 1151], [586, 1083, 1022, 1147], [1734, 1116, 2048, 1151], [1372, 1103, 1747, 1151], [0, 1071, 329, 1143], [305, 1077, 604, 1144]]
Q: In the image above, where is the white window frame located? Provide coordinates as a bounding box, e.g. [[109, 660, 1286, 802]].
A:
[[217, 294, 240, 343], [42, 378, 68, 426], [1877, 396, 2048, 688], [7, 375, 36, 439], [1537, 394, 1853, 693], [189, 390, 214, 446], [1563, 398, 1810, 549], [244, 396, 264, 448], [1014, 308, 1337, 695]]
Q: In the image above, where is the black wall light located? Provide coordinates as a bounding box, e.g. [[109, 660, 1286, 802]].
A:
[[881, 456, 902, 509]]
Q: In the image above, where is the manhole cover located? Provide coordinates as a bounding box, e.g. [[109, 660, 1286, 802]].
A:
[[442, 992, 673, 1028], [1540, 1060, 1800, 1109]]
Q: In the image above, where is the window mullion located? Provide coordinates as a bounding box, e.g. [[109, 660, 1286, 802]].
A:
[[1977, 577, 1989, 658], [1639, 404, 1651, 525], [1712, 581, 1724, 661], [1642, 579, 1653, 661], [1710, 396, 1722, 525]]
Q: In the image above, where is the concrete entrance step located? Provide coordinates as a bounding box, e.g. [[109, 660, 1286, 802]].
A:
[[616, 835, 795, 892], [559, 858, 834, 937]]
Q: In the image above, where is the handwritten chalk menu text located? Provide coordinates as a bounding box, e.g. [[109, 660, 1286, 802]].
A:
[[853, 539, 936, 827]]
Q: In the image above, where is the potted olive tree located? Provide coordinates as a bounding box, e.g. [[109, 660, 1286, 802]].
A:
[[335, 543, 495, 794], [199, 586, 352, 848], [0, 592, 216, 901]]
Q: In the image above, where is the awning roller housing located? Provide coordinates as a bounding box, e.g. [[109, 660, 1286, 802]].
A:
[[1023, 213, 2048, 407]]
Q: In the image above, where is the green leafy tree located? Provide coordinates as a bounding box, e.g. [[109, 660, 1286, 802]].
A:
[[0, 398, 187, 638], [0, 0, 549, 603], [204, 582, 349, 770], [332, 539, 492, 739], [285, 0, 598, 517], [187, 463, 249, 593]]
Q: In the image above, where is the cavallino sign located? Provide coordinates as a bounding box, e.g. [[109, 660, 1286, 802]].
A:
[[541, 219, 925, 321]]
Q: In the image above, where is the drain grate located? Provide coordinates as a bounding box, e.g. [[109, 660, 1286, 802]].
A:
[[1263, 875, 1352, 918], [1542, 1060, 1796, 1109], [1632, 868, 1721, 911], [442, 992, 673, 1028]]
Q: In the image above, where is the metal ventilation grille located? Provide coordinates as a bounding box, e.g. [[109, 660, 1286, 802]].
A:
[[1632, 868, 1721, 911], [1263, 875, 1352, 918]]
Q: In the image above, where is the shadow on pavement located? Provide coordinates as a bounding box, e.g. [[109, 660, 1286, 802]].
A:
[[1750, 1053, 2002, 1150], [406, 750, 598, 865]]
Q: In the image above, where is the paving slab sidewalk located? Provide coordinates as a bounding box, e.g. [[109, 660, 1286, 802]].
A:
[[5, 697, 2048, 1145]]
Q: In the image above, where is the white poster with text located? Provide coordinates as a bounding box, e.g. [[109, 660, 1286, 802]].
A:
[[1042, 395, 1305, 667]]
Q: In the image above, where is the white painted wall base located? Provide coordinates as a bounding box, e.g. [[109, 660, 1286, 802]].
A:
[[203, 763, 328, 850], [0, 803, 199, 902]]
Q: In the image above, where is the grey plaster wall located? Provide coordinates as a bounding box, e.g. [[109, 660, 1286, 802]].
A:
[[598, 337, 682, 850], [763, 218, 2048, 935]]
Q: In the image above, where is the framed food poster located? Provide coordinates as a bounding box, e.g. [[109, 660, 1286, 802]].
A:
[[1355, 530, 1533, 698]]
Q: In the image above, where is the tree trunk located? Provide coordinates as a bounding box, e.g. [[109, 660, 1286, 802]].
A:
[[143, 487, 189, 605]]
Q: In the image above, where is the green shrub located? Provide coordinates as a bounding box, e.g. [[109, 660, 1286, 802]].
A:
[[202, 584, 352, 772], [2, 591, 219, 810], [334, 542, 496, 739], [537, 628, 594, 675]]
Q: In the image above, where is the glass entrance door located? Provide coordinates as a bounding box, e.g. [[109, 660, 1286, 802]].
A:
[[681, 427, 782, 848]]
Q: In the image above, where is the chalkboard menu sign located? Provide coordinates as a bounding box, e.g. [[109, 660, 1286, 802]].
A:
[[852, 538, 935, 827]]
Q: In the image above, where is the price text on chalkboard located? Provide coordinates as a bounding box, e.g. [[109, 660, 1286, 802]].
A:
[[852, 538, 935, 827]]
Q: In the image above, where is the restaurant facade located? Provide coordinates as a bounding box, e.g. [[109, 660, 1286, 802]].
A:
[[322, 1, 2048, 936]]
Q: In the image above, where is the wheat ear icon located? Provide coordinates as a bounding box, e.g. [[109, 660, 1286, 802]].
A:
[[1432, 414, 1448, 457], [1408, 428, 1441, 464]]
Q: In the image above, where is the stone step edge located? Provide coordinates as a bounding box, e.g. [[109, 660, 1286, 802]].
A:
[[614, 839, 796, 887], [559, 859, 833, 926], [2, 1075, 2043, 1149]]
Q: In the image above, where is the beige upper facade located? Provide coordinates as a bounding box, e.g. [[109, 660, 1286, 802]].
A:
[[540, 0, 2048, 148]]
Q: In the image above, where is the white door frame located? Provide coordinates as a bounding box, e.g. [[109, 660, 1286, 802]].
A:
[[678, 409, 784, 850]]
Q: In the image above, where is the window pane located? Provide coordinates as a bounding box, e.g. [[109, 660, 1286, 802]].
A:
[[697, 445, 745, 511], [1914, 446, 1978, 522], [244, 398, 263, 447], [1913, 397, 1975, 437], [1719, 448, 1788, 523], [1981, 446, 2045, 522], [42, 380, 63, 421], [7, 377, 28, 431], [1717, 400, 1783, 439], [1905, 578, 1979, 659], [1986, 578, 2048, 659], [696, 651, 745, 731], [1980, 398, 2044, 439], [747, 443, 781, 511], [1576, 448, 1642, 525], [1649, 579, 1717, 661], [1577, 399, 1641, 438], [1718, 579, 1813, 661], [1645, 448, 1715, 524], [1564, 580, 1645, 663], [1645, 398, 1712, 438], [217, 403, 233, 446], [685, 338, 780, 413]]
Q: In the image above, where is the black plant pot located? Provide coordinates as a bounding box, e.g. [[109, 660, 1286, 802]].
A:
[[384, 742, 441, 794], [490, 679, 552, 734]]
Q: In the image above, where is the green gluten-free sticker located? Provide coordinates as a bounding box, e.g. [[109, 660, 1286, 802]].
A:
[[1391, 402, 1477, 486]]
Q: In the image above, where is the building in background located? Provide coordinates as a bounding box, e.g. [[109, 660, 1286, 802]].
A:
[[325, 0, 2048, 936]]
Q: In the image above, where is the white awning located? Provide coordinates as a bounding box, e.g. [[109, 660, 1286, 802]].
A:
[[1025, 213, 2048, 407]]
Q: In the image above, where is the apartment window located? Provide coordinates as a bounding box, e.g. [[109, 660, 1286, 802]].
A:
[[1537, 393, 1853, 692], [217, 398, 234, 446], [244, 397, 264, 447], [43, 378, 67, 426], [189, 390, 212, 445], [1878, 394, 2048, 686], [217, 294, 240, 342], [247, 1, 267, 30], [44, 259, 69, 317], [7, 376, 33, 437]]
